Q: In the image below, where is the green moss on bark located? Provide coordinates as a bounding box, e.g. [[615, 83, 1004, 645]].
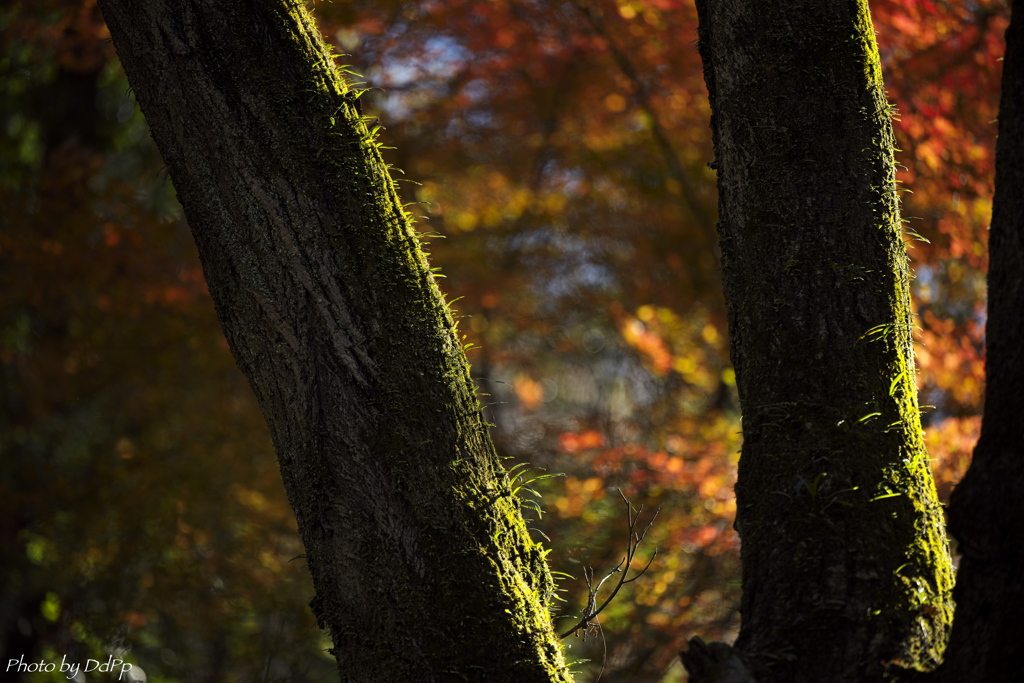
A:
[[695, 0, 953, 680], [98, 1, 570, 681]]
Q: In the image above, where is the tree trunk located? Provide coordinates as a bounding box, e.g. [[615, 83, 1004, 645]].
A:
[[693, 1, 953, 680], [95, 2, 568, 681], [935, 2, 1024, 680]]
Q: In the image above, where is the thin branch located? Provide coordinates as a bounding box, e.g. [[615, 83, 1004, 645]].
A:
[[570, 0, 715, 234], [559, 489, 660, 638]]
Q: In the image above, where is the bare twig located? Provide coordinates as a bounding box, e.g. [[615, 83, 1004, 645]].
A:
[[559, 489, 660, 638]]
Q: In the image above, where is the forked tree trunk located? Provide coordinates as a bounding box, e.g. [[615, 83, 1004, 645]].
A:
[[96, 2, 569, 681], [935, 2, 1024, 681], [693, 1, 954, 680]]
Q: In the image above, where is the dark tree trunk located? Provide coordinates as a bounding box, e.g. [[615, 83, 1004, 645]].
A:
[[95, 2, 568, 681], [935, 2, 1024, 681], [692, 1, 953, 680]]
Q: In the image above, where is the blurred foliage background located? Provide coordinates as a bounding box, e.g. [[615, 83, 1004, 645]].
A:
[[0, 0, 1006, 681]]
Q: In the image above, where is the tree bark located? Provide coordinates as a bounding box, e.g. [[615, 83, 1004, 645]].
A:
[[693, 1, 953, 680], [934, 2, 1024, 680], [95, 2, 569, 681]]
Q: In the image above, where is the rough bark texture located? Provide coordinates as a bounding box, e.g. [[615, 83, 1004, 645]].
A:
[[96, 2, 569, 681], [935, 2, 1024, 681], [693, 1, 953, 681]]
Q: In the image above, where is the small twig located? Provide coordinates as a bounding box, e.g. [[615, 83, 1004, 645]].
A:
[[559, 489, 660, 638], [594, 618, 608, 683]]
